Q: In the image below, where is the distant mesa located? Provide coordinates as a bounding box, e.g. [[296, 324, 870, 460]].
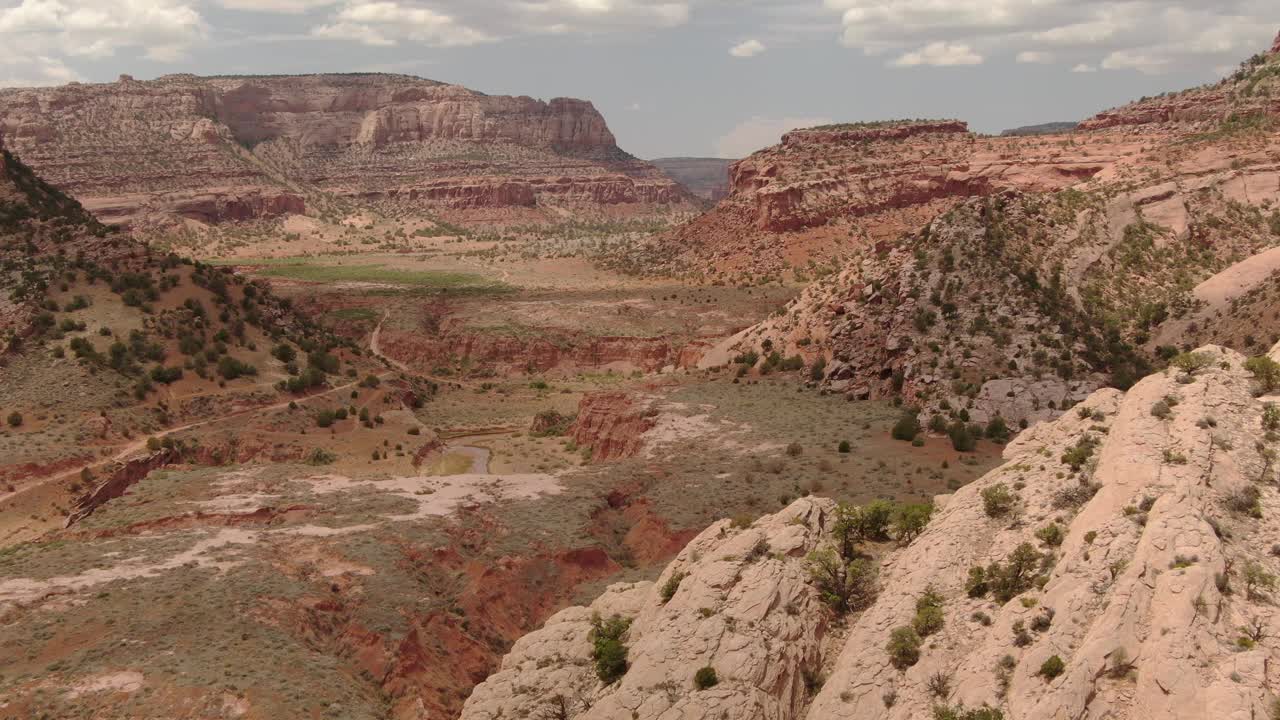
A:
[[1000, 121, 1079, 136], [0, 73, 699, 228]]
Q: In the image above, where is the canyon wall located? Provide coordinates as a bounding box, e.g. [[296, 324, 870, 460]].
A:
[[0, 73, 697, 226]]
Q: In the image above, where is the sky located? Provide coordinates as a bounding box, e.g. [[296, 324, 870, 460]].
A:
[[1, 1, 1278, 159]]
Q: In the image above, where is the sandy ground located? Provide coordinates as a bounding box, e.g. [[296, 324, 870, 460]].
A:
[[1193, 244, 1280, 309]]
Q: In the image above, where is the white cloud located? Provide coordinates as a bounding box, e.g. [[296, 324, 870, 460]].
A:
[[0, 0, 206, 66], [1071, 63, 1097, 73], [1016, 50, 1052, 63], [730, 38, 765, 58], [219, 0, 339, 12], [312, 1, 492, 46], [715, 115, 832, 158], [892, 42, 983, 68], [0, 54, 81, 87], [822, 0, 1280, 74]]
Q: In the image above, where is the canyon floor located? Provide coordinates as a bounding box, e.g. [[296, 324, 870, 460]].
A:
[[0, 230, 1003, 720]]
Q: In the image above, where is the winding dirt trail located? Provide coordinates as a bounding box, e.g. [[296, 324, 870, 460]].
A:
[[369, 311, 483, 390]]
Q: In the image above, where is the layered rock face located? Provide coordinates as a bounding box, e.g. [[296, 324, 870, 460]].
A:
[[461, 497, 834, 720], [0, 74, 696, 226], [699, 35, 1280, 424], [634, 120, 1113, 278], [807, 344, 1280, 718], [568, 392, 658, 461], [477, 343, 1280, 719]]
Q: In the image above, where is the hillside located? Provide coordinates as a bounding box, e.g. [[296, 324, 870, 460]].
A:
[[462, 341, 1280, 719], [678, 32, 1280, 430], [0, 74, 699, 229]]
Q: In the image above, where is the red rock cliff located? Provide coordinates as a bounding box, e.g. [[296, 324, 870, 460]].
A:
[[0, 74, 696, 226]]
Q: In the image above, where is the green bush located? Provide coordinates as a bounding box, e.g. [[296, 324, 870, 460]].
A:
[[590, 614, 632, 684], [6, 411, 22, 428], [886, 626, 922, 670], [660, 571, 687, 604], [981, 484, 1015, 517], [217, 356, 257, 380], [948, 421, 978, 452], [838, 440, 851, 453], [806, 550, 877, 614], [1246, 356, 1280, 391], [891, 413, 921, 442], [912, 587, 945, 637], [984, 416, 1011, 442], [1038, 655, 1065, 680], [964, 566, 988, 598], [1035, 523, 1064, 547], [693, 666, 718, 690], [893, 503, 933, 543]]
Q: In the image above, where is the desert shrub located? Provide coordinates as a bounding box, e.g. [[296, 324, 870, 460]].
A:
[[305, 448, 336, 466], [948, 421, 978, 452], [1245, 356, 1280, 391], [271, 343, 296, 363], [1035, 523, 1064, 547], [965, 566, 988, 598], [1150, 400, 1173, 420], [1264, 403, 1280, 432], [1244, 561, 1277, 600], [806, 549, 877, 614], [786, 442, 803, 457], [1060, 435, 1099, 471], [912, 587, 945, 637], [589, 614, 631, 684], [985, 543, 1044, 602], [149, 365, 183, 384], [1224, 485, 1263, 518], [217, 356, 257, 380], [360, 374, 380, 388], [892, 413, 921, 441], [1053, 480, 1100, 509], [985, 416, 1011, 442], [1171, 351, 1213, 379], [932, 706, 1004, 720], [316, 410, 337, 428], [859, 499, 896, 541], [307, 350, 340, 374], [981, 484, 1015, 517], [660, 571, 687, 604], [1038, 655, 1065, 680], [693, 666, 718, 690], [886, 626, 922, 670], [893, 503, 933, 543], [838, 440, 851, 453], [6, 411, 22, 428]]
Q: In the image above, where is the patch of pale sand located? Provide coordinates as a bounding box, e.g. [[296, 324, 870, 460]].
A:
[[65, 671, 145, 698], [1193, 245, 1280, 310], [277, 523, 380, 537], [281, 214, 319, 234], [0, 528, 259, 605], [212, 467, 267, 490], [297, 472, 561, 520], [641, 410, 770, 458], [191, 492, 282, 513], [287, 544, 376, 578]]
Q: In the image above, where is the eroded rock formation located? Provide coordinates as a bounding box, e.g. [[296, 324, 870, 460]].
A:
[[0, 74, 697, 226], [474, 342, 1280, 719], [461, 497, 834, 719]]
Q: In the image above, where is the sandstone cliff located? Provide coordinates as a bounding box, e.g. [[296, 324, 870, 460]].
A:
[[0, 74, 697, 227], [462, 496, 834, 719], [692, 34, 1280, 426], [470, 342, 1280, 719]]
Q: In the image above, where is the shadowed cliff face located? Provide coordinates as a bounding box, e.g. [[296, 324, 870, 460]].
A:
[[0, 73, 695, 226]]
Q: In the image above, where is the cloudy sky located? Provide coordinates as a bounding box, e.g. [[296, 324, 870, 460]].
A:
[[1, 0, 1278, 158]]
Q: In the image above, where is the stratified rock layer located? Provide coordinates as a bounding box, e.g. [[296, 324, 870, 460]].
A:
[[0, 74, 696, 226], [809, 344, 1280, 718]]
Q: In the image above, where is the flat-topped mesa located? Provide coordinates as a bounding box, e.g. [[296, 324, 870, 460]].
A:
[[781, 119, 969, 147], [0, 73, 694, 227]]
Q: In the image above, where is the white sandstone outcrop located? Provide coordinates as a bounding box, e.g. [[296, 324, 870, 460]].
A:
[[472, 342, 1280, 720], [461, 497, 835, 720]]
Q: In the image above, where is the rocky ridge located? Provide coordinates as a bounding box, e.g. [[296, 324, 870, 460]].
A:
[[469, 341, 1280, 719], [698, 34, 1280, 425], [0, 74, 698, 227], [462, 496, 834, 719]]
